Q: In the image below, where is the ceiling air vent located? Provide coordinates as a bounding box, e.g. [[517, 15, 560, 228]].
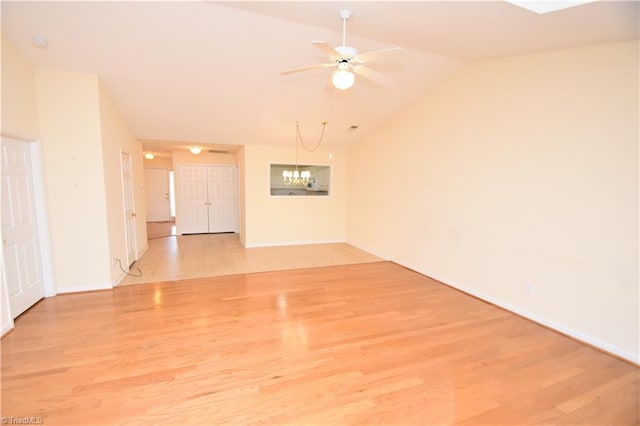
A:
[[208, 150, 228, 154]]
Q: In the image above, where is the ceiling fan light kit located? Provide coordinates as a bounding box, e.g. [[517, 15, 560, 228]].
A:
[[280, 10, 401, 91], [332, 66, 355, 90]]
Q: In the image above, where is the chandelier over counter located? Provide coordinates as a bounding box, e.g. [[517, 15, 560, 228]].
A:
[[282, 169, 311, 185], [282, 121, 328, 185]]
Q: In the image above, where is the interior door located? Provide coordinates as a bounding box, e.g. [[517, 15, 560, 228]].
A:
[[144, 168, 171, 222], [178, 165, 209, 234], [121, 152, 137, 267], [207, 166, 236, 232], [1, 138, 45, 318]]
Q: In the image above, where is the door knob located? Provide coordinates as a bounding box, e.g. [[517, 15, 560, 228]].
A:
[[132, 212, 137, 217]]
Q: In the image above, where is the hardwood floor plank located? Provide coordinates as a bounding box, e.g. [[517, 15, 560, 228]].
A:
[[2, 262, 638, 424]]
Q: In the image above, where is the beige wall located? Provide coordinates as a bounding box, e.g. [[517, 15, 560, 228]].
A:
[[98, 82, 147, 284], [34, 69, 112, 292], [347, 41, 639, 362], [1, 35, 40, 140], [171, 150, 236, 168], [243, 144, 347, 247], [144, 156, 173, 169]]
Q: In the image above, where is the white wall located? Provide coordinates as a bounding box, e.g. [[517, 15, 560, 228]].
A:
[[1, 35, 43, 333], [98, 82, 147, 284], [347, 41, 639, 363], [34, 69, 113, 292], [243, 144, 347, 247]]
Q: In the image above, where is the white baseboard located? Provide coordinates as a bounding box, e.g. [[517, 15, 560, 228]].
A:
[[346, 241, 639, 365], [137, 244, 149, 258], [56, 282, 113, 294], [2, 321, 14, 337], [244, 239, 346, 248], [405, 260, 639, 364]]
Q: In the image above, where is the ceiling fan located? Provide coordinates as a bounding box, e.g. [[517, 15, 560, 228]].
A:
[[280, 10, 402, 90]]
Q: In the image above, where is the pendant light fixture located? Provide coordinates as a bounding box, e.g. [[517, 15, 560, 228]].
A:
[[283, 121, 328, 185]]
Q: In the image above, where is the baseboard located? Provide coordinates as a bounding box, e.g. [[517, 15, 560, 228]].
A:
[[244, 239, 346, 248], [137, 244, 149, 258], [56, 282, 113, 294], [345, 240, 639, 365], [397, 259, 639, 365], [1, 322, 14, 337]]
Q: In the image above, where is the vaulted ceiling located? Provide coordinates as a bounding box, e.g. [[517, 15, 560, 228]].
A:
[[2, 1, 638, 154]]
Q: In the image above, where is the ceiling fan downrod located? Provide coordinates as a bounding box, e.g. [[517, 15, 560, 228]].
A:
[[340, 10, 351, 47]]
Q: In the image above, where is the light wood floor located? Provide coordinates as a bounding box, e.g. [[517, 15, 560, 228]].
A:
[[2, 262, 637, 425], [146, 221, 175, 240], [120, 232, 382, 286]]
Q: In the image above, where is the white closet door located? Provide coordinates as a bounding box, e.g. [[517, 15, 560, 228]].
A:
[[1, 138, 45, 318], [207, 166, 236, 233], [178, 166, 209, 234]]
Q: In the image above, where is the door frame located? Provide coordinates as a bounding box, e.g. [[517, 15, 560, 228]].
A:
[[1, 136, 56, 332], [175, 163, 239, 235], [120, 150, 137, 268]]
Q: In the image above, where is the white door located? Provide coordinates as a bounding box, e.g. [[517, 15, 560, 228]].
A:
[[1, 138, 45, 318], [178, 165, 209, 234], [208, 166, 236, 232], [144, 168, 171, 222], [177, 165, 238, 234], [121, 152, 137, 267]]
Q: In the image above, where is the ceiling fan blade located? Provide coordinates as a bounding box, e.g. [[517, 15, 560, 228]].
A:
[[353, 65, 394, 87], [353, 47, 403, 64], [281, 62, 335, 75], [311, 41, 341, 60]]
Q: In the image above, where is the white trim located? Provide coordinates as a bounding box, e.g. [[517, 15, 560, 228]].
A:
[[0, 256, 15, 335], [56, 283, 113, 294], [120, 150, 138, 268], [244, 239, 345, 248], [30, 141, 57, 297], [1, 321, 14, 336], [137, 244, 149, 259], [345, 240, 638, 364]]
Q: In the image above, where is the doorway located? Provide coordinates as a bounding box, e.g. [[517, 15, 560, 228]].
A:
[[1, 137, 46, 318]]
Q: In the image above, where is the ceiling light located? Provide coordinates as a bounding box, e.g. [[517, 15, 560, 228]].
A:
[[332, 63, 355, 90], [504, 0, 598, 14], [31, 35, 48, 49], [190, 146, 202, 155], [144, 153, 155, 160]]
